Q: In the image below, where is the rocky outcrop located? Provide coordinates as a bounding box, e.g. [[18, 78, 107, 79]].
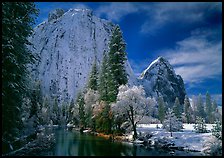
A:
[[139, 56, 186, 105], [48, 9, 64, 22]]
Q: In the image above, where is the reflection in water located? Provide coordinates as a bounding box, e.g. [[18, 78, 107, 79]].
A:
[[41, 128, 202, 156]]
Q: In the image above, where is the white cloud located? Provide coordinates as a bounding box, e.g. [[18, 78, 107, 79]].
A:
[[94, 2, 221, 35], [140, 2, 222, 35], [96, 2, 139, 22], [72, 3, 90, 10], [162, 28, 222, 84]]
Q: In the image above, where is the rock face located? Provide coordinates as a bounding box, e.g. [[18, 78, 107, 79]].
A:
[[139, 56, 186, 105], [28, 8, 185, 106], [27, 8, 136, 103], [48, 9, 64, 22]]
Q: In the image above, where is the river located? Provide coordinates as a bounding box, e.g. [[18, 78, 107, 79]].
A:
[[39, 128, 203, 156]]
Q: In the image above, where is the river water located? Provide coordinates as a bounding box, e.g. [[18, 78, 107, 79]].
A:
[[40, 128, 203, 156]]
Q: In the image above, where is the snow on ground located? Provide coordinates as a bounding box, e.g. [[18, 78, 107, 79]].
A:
[[136, 124, 215, 152]]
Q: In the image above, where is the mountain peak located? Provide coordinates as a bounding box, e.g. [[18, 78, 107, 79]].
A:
[[139, 56, 186, 105], [67, 8, 93, 15], [140, 56, 172, 79]]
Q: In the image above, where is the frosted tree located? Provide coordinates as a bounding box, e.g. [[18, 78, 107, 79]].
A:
[[69, 99, 79, 126], [162, 108, 183, 137], [204, 120, 222, 156], [84, 89, 99, 129], [211, 120, 222, 140], [211, 100, 221, 122], [40, 96, 51, 125], [196, 94, 205, 119], [184, 95, 193, 123], [68, 99, 75, 124], [173, 97, 182, 118], [111, 85, 151, 140], [205, 91, 212, 123], [158, 96, 165, 123], [193, 116, 207, 133], [191, 95, 198, 122], [88, 58, 98, 91]]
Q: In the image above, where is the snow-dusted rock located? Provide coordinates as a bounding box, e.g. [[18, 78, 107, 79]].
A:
[[139, 56, 186, 105], [48, 9, 65, 22], [28, 8, 136, 103]]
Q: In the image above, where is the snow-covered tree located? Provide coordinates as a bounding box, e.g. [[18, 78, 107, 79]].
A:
[[69, 99, 79, 126], [193, 116, 207, 133], [84, 89, 99, 129], [111, 85, 151, 140], [203, 136, 222, 156], [40, 96, 51, 125], [158, 96, 165, 123], [173, 97, 182, 118], [196, 94, 205, 119], [184, 95, 193, 123], [191, 95, 198, 122], [162, 108, 183, 137], [211, 100, 221, 123], [205, 91, 212, 123], [211, 120, 222, 140]]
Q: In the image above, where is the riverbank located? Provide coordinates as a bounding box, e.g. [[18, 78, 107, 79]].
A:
[[82, 124, 218, 156], [136, 124, 217, 155]]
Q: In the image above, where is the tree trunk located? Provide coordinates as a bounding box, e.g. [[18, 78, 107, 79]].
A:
[[133, 123, 137, 140]]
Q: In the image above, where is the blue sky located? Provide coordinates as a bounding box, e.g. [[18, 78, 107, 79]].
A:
[[34, 2, 222, 104]]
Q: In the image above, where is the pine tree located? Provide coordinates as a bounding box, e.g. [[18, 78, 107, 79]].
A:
[[107, 71, 118, 103], [158, 96, 165, 123], [88, 58, 98, 91], [52, 97, 59, 125], [162, 108, 183, 137], [99, 52, 109, 102], [205, 91, 212, 123], [2, 2, 38, 153], [196, 94, 205, 119], [211, 120, 222, 140], [77, 92, 86, 130], [173, 97, 181, 118], [211, 100, 218, 123], [184, 95, 192, 123], [108, 25, 128, 86], [29, 81, 42, 131], [68, 99, 75, 124], [107, 25, 128, 102], [194, 116, 207, 133]]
